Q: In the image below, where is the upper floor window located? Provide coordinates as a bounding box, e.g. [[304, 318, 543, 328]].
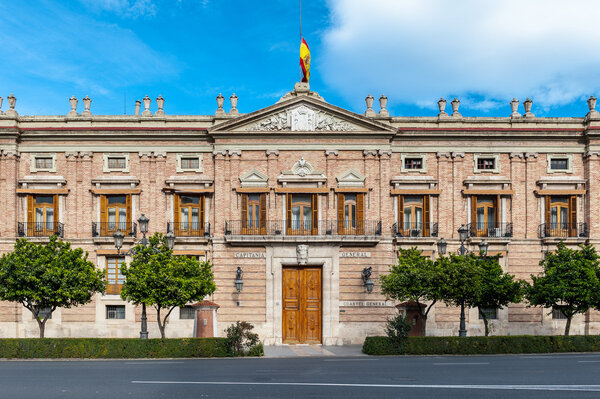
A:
[[99, 195, 132, 236], [173, 194, 206, 236], [26, 194, 58, 236], [474, 154, 500, 173], [337, 192, 364, 234], [401, 154, 427, 173], [241, 193, 266, 234], [35, 157, 53, 169], [404, 158, 423, 170], [103, 153, 129, 172], [286, 194, 317, 235], [176, 154, 203, 173], [547, 154, 573, 173], [397, 195, 431, 237], [472, 196, 498, 237], [477, 158, 495, 170], [30, 153, 56, 173], [106, 257, 125, 295], [543, 196, 577, 237]]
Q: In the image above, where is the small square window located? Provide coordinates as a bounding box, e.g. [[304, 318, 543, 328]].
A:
[[477, 158, 495, 170], [180, 306, 196, 320], [106, 305, 125, 319], [478, 308, 497, 320], [107, 157, 127, 169], [35, 157, 53, 169], [552, 307, 568, 320], [34, 307, 52, 320], [181, 157, 200, 170], [404, 158, 423, 170], [550, 158, 569, 170]]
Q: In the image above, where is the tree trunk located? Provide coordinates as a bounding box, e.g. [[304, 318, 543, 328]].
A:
[[478, 308, 489, 336], [156, 308, 166, 339], [565, 316, 572, 336], [37, 319, 46, 338]]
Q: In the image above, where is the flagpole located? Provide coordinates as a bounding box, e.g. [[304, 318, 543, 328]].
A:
[[299, 0, 302, 82]]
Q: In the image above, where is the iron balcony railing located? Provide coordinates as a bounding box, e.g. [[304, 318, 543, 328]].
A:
[[392, 222, 438, 238], [167, 222, 211, 237], [539, 222, 589, 238], [92, 222, 137, 237], [225, 220, 382, 236], [18, 222, 64, 238], [467, 222, 513, 238]]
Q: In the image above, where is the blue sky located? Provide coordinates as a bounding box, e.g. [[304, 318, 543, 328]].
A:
[[1, 0, 599, 118]]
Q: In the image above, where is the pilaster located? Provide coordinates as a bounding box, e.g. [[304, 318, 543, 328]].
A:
[[524, 152, 539, 239]]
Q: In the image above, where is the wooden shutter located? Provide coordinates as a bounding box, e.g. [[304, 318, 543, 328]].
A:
[[259, 193, 267, 233], [423, 195, 430, 236], [27, 195, 34, 236], [125, 195, 132, 234], [241, 194, 248, 232], [100, 195, 107, 224], [286, 194, 292, 234], [337, 193, 344, 233], [569, 195, 577, 237], [200, 195, 206, 234], [173, 194, 181, 236], [470, 195, 477, 235], [544, 196, 551, 237], [53, 194, 59, 231], [398, 195, 404, 235], [357, 193, 364, 234], [311, 194, 318, 235]]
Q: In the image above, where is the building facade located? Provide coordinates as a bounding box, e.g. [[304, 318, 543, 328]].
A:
[[0, 85, 600, 343]]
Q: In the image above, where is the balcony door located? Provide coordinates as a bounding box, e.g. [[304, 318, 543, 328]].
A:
[[471, 196, 498, 237], [27, 195, 58, 236], [337, 193, 364, 234], [286, 194, 318, 235], [100, 195, 132, 236], [398, 195, 430, 237], [545, 196, 577, 237], [241, 193, 266, 235], [174, 194, 205, 236]]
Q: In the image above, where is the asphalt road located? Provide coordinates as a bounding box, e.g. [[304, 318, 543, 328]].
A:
[[2, 353, 600, 399]]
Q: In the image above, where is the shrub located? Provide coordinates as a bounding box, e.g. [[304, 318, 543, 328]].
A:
[[385, 314, 411, 345], [225, 321, 263, 356]]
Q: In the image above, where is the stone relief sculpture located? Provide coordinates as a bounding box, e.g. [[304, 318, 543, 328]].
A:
[[292, 157, 313, 177], [246, 105, 356, 132], [296, 244, 309, 265]]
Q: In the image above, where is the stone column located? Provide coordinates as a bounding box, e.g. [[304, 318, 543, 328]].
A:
[[3, 151, 19, 237], [138, 152, 152, 233], [363, 150, 378, 224], [524, 153, 539, 239], [584, 151, 600, 237], [229, 150, 242, 226], [213, 151, 228, 236], [436, 152, 453, 239], [452, 152, 465, 238], [266, 150, 279, 221], [325, 150, 338, 222], [154, 152, 167, 233], [64, 152, 79, 237], [509, 153, 526, 238], [379, 150, 392, 233]]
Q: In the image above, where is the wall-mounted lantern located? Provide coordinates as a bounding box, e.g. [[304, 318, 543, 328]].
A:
[[362, 267, 374, 294], [234, 267, 243, 293]]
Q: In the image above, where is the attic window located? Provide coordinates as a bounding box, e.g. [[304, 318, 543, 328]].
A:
[[30, 154, 57, 173], [108, 157, 126, 169], [404, 158, 423, 170], [176, 154, 203, 173], [181, 157, 200, 170], [35, 157, 53, 170], [477, 158, 495, 170], [103, 153, 130, 173]]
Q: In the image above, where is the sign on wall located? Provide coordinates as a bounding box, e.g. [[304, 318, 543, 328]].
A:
[[340, 252, 371, 258], [340, 301, 394, 307], [234, 252, 266, 259]]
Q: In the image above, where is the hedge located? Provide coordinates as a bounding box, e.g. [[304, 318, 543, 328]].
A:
[[0, 338, 263, 359], [362, 335, 600, 356]]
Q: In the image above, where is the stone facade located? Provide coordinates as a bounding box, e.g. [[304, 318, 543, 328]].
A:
[[0, 88, 600, 343]]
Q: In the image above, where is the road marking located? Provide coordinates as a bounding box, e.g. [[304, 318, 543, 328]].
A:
[[323, 359, 379, 362], [578, 360, 600, 363], [124, 361, 185, 365], [131, 381, 600, 392], [433, 362, 489, 365]]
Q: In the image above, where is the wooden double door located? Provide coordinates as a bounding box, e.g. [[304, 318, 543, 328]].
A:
[[282, 266, 322, 344]]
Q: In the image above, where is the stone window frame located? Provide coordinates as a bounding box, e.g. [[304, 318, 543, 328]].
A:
[[106, 305, 126, 319], [547, 154, 573, 174], [176, 153, 203, 173], [473, 154, 500, 174], [103, 153, 130, 173], [400, 154, 427, 173], [30, 153, 57, 173]]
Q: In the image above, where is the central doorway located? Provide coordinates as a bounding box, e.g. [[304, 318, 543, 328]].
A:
[[282, 266, 322, 344]]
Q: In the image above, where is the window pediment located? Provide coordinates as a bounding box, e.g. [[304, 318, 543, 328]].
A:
[[336, 169, 365, 188], [239, 169, 268, 188]]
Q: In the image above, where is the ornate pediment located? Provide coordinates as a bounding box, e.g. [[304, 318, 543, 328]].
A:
[[239, 169, 268, 187], [336, 169, 366, 187], [209, 96, 396, 134]]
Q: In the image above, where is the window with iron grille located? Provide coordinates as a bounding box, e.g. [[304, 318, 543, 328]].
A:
[[552, 306, 568, 320], [35, 157, 53, 169], [106, 305, 125, 319], [107, 157, 127, 169], [180, 306, 196, 319], [180, 157, 200, 170], [476, 158, 495, 170], [550, 158, 569, 171], [404, 158, 423, 170], [478, 307, 497, 320], [33, 307, 52, 320]]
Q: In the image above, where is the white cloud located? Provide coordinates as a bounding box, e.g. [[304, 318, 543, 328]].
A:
[[322, 0, 600, 113], [79, 0, 157, 18]]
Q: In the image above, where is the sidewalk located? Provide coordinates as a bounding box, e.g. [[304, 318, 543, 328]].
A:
[[263, 345, 365, 358]]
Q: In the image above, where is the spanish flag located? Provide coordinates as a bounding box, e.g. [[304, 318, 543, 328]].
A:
[[300, 38, 311, 83]]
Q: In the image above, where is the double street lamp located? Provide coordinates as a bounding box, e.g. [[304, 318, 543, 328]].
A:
[[436, 225, 488, 337], [112, 214, 175, 339]]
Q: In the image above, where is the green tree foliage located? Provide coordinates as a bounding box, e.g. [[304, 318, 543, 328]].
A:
[[527, 242, 600, 336], [380, 247, 442, 335], [0, 236, 105, 338], [474, 255, 524, 336], [120, 233, 216, 338]]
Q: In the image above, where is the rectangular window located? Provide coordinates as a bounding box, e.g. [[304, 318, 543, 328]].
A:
[[544, 196, 577, 237], [180, 157, 200, 170], [174, 194, 205, 236], [35, 157, 53, 169], [33, 307, 52, 320], [27, 194, 58, 237], [404, 158, 423, 170], [550, 158, 569, 171], [476, 158, 495, 170], [107, 157, 127, 170], [337, 192, 364, 234], [106, 305, 125, 319], [180, 306, 196, 320], [470, 195, 500, 237], [397, 195, 431, 237], [286, 193, 317, 235], [100, 195, 131, 236], [552, 307, 568, 320], [478, 308, 497, 320], [241, 193, 266, 234], [106, 257, 125, 295]]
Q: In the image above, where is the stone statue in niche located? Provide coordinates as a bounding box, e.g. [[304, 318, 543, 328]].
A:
[[296, 244, 309, 265]]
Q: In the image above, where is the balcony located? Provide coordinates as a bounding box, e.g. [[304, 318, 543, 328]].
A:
[[224, 220, 382, 245], [167, 222, 211, 237], [18, 222, 64, 238], [392, 222, 438, 238], [539, 223, 588, 238], [467, 223, 513, 238], [92, 222, 137, 238]]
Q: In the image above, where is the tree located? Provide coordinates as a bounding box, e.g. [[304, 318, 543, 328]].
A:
[[527, 242, 600, 336], [120, 233, 216, 338], [0, 237, 105, 338], [437, 253, 482, 336], [380, 247, 443, 335], [473, 255, 524, 336]]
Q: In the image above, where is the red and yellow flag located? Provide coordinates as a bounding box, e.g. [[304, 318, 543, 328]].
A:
[[300, 38, 311, 83]]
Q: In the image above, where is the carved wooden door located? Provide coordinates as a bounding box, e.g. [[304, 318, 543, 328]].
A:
[[282, 267, 322, 344]]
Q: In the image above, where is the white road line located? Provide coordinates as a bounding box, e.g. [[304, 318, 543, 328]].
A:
[[130, 381, 600, 392], [323, 359, 379, 362], [433, 362, 489, 365], [124, 361, 185, 365], [578, 360, 600, 363]]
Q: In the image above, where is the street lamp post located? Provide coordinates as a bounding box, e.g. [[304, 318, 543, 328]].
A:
[[112, 214, 175, 340], [457, 225, 470, 337]]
